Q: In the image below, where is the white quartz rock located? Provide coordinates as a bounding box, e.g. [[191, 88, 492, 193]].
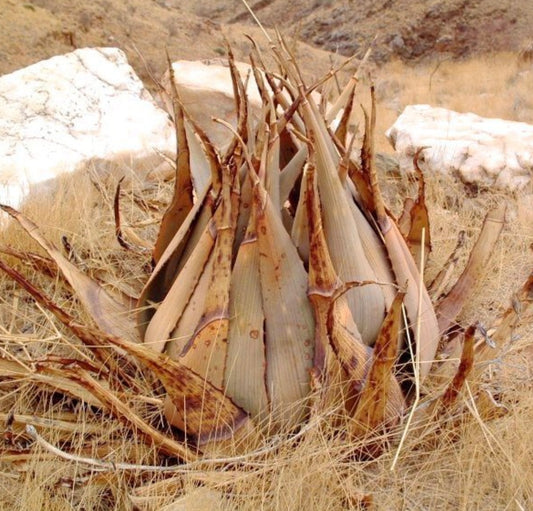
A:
[[0, 47, 175, 208], [386, 105, 533, 191]]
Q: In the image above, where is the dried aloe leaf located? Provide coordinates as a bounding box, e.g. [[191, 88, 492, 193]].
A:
[[437, 203, 507, 334], [45, 365, 198, 460], [255, 181, 314, 425], [152, 68, 194, 264], [351, 291, 406, 436], [404, 152, 432, 269], [428, 230, 466, 300], [224, 205, 269, 419], [300, 97, 387, 345], [143, 206, 217, 353], [220, 129, 313, 426], [0, 205, 138, 344], [304, 159, 366, 394], [360, 91, 439, 379], [137, 181, 212, 337], [438, 324, 475, 411], [178, 168, 237, 388]]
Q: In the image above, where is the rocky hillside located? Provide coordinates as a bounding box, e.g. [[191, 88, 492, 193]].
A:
[[2, 0, 532, 85], [178, 0, 533, 62]]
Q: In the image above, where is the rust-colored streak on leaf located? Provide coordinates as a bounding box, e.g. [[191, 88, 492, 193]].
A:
[[440, 325, 476, 410], [179, 168, 236, 388], [437, 203, 507, 334], [351, 291, 406, 436]]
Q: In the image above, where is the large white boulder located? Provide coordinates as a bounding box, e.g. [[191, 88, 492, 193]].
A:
[[386, 105, 533, 191], [0, 47, 175, 208]]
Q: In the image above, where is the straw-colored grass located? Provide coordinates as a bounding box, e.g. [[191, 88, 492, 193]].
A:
[[1, 52, 532, 510]]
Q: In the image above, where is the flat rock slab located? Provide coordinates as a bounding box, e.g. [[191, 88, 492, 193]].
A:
[[0, 47, 175, 208], [386, 104, 533, 191]]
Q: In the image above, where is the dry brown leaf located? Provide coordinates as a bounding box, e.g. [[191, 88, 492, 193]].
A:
[[351, 291, 406, 437], [152, 63, 194, 264], [437, 203, 507, 334], [0, 205, 138, 344]]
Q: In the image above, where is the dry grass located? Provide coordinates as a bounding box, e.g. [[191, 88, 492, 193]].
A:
[[1, 53, 532, 510], [372, 51, 533, 153]]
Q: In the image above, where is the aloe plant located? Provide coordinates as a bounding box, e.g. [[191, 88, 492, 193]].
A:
[[0, 39, 516, 460]]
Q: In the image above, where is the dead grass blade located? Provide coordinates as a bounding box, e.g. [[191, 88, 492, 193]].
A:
[[475, 272, 533, 364], [437, 203, 507, 334], [0, 246, 58, 279], [113, 177, 149, 253], [0, 205, 138, 344]]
